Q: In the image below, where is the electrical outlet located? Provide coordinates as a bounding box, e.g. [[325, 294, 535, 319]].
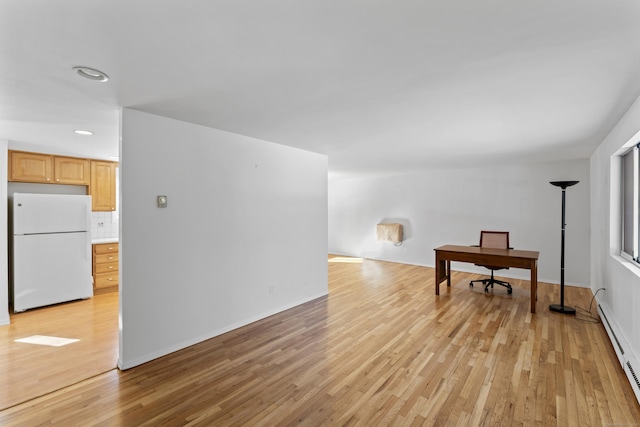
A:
[[268, 285, 274, 295]]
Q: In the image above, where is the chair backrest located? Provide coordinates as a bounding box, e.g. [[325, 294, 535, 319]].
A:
[[479, 231, 509, 249]]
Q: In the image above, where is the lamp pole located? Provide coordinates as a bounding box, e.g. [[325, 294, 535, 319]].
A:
[[549, 180, 579, 314]]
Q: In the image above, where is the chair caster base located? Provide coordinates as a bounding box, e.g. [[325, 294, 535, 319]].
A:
[[470, 278, 512, 295]]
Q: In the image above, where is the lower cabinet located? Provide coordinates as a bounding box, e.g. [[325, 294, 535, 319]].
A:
[[93, 242, 119, 293]]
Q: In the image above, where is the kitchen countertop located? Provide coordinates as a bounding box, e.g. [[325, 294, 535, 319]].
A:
[[92, 238, 119, 244]]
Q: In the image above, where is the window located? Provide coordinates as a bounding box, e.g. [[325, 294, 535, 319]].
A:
[[622, 145, 640, 262]]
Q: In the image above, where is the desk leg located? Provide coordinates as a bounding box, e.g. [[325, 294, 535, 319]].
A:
[[435, 253, 451, 295], [530, 259, 538, 314], [435, 252, 441, 295]]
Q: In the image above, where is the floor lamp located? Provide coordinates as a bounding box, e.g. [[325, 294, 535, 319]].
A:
[[549, 180, 579, 314]]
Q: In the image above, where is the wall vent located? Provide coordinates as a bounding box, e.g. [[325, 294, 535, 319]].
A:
[[628, 361, 640, 393], [599, 304, 624, 355]]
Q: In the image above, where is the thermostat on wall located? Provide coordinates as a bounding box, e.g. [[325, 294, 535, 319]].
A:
[[157, 195, 168, 208]]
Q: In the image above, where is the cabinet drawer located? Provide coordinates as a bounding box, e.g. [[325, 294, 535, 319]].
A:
[[93, 243, 119, 254], [95, 271, 118, 289], [94, 260, 118, 274], [95, 253, 118, 264]]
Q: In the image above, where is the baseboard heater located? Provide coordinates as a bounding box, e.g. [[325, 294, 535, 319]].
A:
[[599, 305, 624, 358], [598, 304, 640, 405]]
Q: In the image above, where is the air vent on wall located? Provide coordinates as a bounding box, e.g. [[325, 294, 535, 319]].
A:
[[628, 361, 640, 392]]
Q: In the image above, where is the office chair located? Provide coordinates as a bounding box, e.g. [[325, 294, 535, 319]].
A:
[[469, 231, 513, 294]]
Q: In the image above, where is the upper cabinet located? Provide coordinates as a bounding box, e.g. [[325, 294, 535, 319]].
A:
[[90, 160, 116, 211], [9, 151, 90, 185], [9, 151, 53, 183], [53, 156, 90, 185], [8, 150, 118, 212]]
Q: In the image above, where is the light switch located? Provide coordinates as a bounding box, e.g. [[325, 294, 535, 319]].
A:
[[157, 195, 168, 208]]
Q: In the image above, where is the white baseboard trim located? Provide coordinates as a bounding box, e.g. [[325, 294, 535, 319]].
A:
[[0, 309, 9, 326], [117, 291, 329, 371]]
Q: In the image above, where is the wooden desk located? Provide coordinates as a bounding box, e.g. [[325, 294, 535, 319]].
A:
[[434, 245, 540, 313]]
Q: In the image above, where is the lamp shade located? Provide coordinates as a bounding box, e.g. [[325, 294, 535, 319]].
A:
[[550, 181, 579, 189]]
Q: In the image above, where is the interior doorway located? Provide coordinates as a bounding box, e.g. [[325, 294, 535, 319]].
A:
[[2, 164, 121, 409]]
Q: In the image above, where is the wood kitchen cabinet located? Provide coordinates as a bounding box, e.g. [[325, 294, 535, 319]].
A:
[[53, 156, 90, 185], [9, 150, 118, 212], [9, 151, 53, 183], [89, 160, 117, 211], [10, 151, 91, 185], [93, 242, 118, 293]]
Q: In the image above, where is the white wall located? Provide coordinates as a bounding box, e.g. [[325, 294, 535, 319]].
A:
[[118, 109, 328, 369], [591, 94, 640, 367], [0, 140, 8, 326], [329, 160, 590, 286]]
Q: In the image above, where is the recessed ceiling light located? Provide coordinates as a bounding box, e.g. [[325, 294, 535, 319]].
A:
[[74, 129, 93, 135], [72, 66, 109, 82]]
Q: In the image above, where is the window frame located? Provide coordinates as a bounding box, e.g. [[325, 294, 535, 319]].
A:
[[621, 144, 640, 264]]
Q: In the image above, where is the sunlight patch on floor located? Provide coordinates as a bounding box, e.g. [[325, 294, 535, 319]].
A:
[[328, 257, 364, 264], [14, 335, 79, 347]]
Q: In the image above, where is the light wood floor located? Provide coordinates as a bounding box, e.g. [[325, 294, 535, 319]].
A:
[[1, 256, 639, 426], [0, 291, 119, 410]]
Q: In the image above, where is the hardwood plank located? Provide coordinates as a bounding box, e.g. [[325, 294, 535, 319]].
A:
[[1, 256, 639, 426]]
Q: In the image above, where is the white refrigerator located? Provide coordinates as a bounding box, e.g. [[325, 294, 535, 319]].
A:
[[12, 193, 93, 312]]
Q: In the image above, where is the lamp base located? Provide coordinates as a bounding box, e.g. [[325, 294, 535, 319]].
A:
[[549, 304, 576, 314]]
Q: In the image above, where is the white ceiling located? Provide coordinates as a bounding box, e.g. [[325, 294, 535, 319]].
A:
[[2, 1, 640, 176]]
